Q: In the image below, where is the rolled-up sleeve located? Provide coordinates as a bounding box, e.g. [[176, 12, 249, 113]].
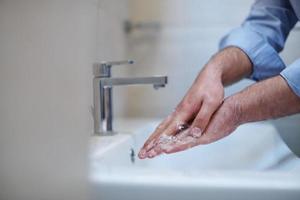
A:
[[219, 0, 298, 81], [281, 59, 300, 97]]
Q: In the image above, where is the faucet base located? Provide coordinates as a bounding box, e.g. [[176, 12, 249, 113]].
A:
[[94, 131, 118, 136]]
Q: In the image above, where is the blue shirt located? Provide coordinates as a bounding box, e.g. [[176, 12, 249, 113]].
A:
[[219, 0, 300, 97]]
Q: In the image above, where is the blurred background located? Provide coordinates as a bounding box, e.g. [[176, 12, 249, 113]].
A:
[[101, 0, 300, 118], [0, 0, 299, 199]]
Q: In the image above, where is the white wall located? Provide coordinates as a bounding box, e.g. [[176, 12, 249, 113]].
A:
[[96, 0, 130, 118], [123, 0, 254, 118], [122, 0, 300, 118], [0, 1, 98, 199], [281, 23, 300, 65]]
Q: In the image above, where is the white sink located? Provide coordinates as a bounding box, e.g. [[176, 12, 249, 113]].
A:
[[89, 119, 300, 200]]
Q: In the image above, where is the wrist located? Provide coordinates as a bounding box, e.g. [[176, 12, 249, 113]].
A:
[[205, 47, 252, 86], [202, 63, 223, 83], [223, 95, 244, 126]]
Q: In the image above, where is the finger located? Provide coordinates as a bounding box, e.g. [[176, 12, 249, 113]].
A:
[[148, 130, 189, 158], [138, 113, 174, 159], [155, 100, 221, 155], [156, 100, 201, 138], [188, 99, 220, 138], [141, 100, 197, 156], [147, 148, 163, 159], [144, 106, 197, 156], [161, 129, 199, 154], [141, 96, 203, 158], [155, 104, 216, 156], [144, 128, 191, 158], [139, 112, 174, 157], [164, 138, 197, 154], [154, 129, 191, 154]]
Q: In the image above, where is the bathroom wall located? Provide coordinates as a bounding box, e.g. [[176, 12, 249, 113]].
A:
[[0, 1, 98, 199], [96, 0, 130, 118], [122, 0, 300, 118], [122, 0, 254, 118]]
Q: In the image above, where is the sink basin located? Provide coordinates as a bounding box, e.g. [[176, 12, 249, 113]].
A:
[[89, 119, 300, 200]]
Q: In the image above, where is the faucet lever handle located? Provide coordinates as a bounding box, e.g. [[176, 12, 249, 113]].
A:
[[101, 60, 134, 67], [94, 60, 134, 77]]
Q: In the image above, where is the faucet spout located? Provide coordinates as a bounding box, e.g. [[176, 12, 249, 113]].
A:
[[99, 76, 167, 88]]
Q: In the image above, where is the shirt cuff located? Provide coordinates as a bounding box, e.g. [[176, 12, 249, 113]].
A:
[[219, 27, 286, 81], [280, 59, 300, 97]]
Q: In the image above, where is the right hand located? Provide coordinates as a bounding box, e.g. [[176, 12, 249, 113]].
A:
[[138, 58, 225, 159]]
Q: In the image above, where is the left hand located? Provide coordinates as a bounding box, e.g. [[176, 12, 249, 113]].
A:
[[152, 97, 241, 155]]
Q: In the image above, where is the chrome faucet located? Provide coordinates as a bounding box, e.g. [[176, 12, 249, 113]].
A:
[[93, 60, 168, 135]]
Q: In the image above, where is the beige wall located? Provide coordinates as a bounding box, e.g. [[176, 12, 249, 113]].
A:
[[124, 0, 255, 118], [96, 0, 130, 118], [0, 0, 98, 199], [121, 0, 300, 118], [0, 0, 133, 199]]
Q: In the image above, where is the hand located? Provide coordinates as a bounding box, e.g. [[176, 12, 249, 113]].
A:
[[154, 97, 241, 154], [138, 47, 252, 159], [138, 58, 225, 159], [151, 75, 300, 155]]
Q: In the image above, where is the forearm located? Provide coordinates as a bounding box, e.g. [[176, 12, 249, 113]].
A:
[[229, 75, 300, 124], [203, 47, 252, 86]]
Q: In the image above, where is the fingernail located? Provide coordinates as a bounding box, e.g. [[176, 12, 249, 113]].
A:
[[190, 127, 202, 138], [138, 149, 147, 159], [147, 149, 157, 158]]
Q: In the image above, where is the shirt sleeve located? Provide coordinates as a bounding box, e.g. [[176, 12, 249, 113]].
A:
[[219, 0, 298, 81], [281, 59, 300, 97]]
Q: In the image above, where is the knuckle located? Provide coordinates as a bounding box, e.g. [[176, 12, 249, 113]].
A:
[[205, 96, 217, 106], [177, 95, 199, 110]]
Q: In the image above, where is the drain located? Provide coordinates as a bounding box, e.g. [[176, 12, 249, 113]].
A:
[[130, 148, 135, 164]]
